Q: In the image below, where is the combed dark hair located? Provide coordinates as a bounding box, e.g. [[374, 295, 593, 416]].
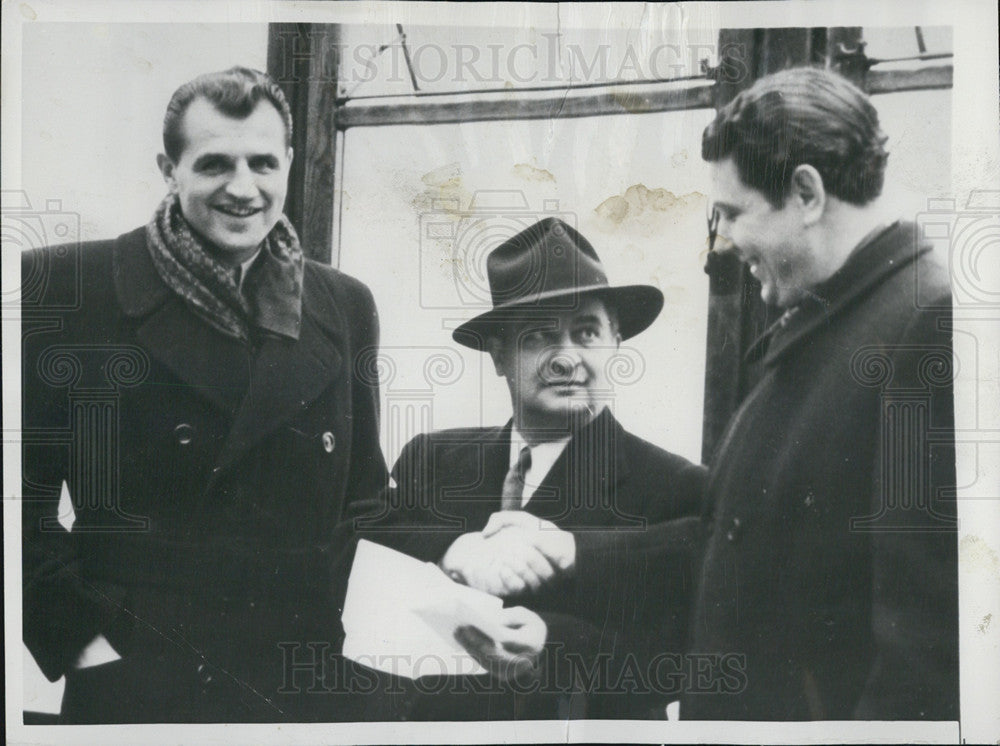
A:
[[162, 66, 293, 162], [702, 66, 888, 206]]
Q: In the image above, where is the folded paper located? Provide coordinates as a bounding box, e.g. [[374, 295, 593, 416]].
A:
[[342, 539, 503, 679]]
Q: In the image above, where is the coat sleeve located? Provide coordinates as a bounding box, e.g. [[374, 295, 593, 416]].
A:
[[21, 374, 98, 681], [567, 457, 708, 650], [347, 432, 463, 563], [853, 295, 959, 720], [21, 247, 130, 681], [541, 461, 708, 717], [324, 275, 389, 607], [533, 459, 707, 717], [341, 277, 389, 513], [571, 516, 706, 651]]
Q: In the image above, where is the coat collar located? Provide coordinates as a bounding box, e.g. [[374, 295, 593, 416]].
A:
[[747, 221, 930, 368], [420, 409, 634, 529], [114, 227, 249, 413], [425, 423, 512, 527], [113, 227, 347, 477], [447, 407, 631, 490], [113, 226, 172, 317]]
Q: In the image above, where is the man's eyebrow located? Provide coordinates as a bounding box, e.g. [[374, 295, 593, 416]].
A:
[[572, 314, 601, 326], [191, 153, 232, 167]]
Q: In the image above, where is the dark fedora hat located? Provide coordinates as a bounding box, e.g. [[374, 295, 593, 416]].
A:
[[452, 217, 664, 350]]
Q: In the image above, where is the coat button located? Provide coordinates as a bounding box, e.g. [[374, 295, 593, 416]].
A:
[[322, 431, 336, 453], [725, 517, 742, 543], [174, 423, 195, 445], [197, 662, 215, 687]]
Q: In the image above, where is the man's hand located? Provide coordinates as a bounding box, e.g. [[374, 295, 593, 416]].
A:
[[455, 606, 547, 684], [482, 511, 576, 574], [440, 529, 560, 597]]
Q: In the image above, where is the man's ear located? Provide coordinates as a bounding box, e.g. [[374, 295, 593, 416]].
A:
[[287, 146, 294, 166], [788, 164, 826, 225], [156, 154, 177, 191]]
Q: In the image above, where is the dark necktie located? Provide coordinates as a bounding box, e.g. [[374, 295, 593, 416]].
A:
[[500, 446, 531, 512]]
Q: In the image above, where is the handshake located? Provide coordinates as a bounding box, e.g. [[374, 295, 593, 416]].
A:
[[441, 511, 575, 682], [440, 511, 577, 597]]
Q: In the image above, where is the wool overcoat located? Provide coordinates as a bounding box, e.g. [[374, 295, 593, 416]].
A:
[[575, 222, 958, 720], [21, 226, 388, 722]]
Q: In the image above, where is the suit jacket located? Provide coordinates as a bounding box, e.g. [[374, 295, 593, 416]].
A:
[[352, 407, 707, 719], [21, 227, 388, 722], [574, 222, 958, 720]]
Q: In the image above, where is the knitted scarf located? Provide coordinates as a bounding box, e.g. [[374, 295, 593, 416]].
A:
[[145, 194, 304, 342]]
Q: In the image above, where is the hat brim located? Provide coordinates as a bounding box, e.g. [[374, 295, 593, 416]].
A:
[[452, 284, 665, 350]]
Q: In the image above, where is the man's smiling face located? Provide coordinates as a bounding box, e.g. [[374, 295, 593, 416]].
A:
[[157, 97, 292, 265], [710, 156, 817, 309]]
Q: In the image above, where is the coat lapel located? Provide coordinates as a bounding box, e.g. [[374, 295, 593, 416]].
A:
[[211, 266, 345, 478], [527, 408, 634, 527], [114, 228, 251, 414], [757, 222, 928, 368], [114, 230, 348, 481], [479, 423, 512, 497], [440, 424, 511, 527]]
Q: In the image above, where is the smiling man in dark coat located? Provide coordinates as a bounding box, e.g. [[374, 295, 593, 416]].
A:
[[478, 67, 958, 721], [21, 67, 387, 723], [353, 218, 706, 719]]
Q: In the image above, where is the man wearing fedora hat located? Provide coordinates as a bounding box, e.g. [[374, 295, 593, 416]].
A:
[[353, 217, 706, 719]]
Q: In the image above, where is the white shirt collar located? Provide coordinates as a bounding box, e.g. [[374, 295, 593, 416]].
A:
[[234, 249, 262, 291], [509, 425, 571, 507]]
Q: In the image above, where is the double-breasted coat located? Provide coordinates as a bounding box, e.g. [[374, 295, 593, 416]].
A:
[[574, 222, 958, 720], [352, 407, 707, 719], [21, 226, 387, 722]]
